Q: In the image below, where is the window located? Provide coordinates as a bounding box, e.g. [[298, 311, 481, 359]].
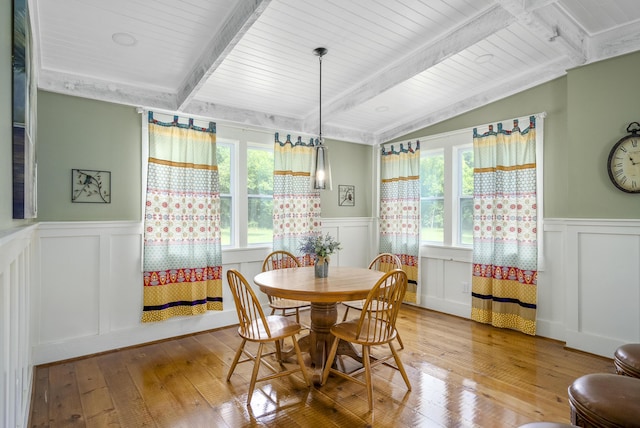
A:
[[217, 142, 232, 246], [247, 146, 273, 245], [457, 147, 474, 246], [420, 150, 444, 243], [418, 130, 473, 247], [142, 116, 275, 249], [216, 126, 274, 248]]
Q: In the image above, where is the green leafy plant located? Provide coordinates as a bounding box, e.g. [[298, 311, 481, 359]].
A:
[[298, 233, 342, 260]]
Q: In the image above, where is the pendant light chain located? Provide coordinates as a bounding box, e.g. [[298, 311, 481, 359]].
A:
[[319, 53, 322, 142], [314, 47, 327, 143]]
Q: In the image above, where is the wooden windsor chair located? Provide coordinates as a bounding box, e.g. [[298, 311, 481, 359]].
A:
[[341, 252, 405, 349], [321, 268, 411, 412], [226, 269, 311, 405], [261, 250, 310, 324]]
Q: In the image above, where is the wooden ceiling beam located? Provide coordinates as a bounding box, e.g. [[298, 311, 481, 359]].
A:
[[176, 0, 271, 111], [305, 4, 513, 129], [496, 0, 587, 65], [377, 56, 574, 144], [37, 69, 177, 111]]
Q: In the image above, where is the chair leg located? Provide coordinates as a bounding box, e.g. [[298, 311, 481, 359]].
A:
[[321, 336, 340, 385], [247, 342, 265, 405], [227, 338, 246, 381], [292, 335, 311, 387], [362, 345, 373, 412], [389, 342, 411, 390], [342, 306, 350, 321], [396, 332, 404, 350], [275, 338, 283, 363], [295, 308, 300, 324]]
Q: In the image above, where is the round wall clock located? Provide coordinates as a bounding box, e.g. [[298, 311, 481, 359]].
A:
[[607, 122, 640, 193]]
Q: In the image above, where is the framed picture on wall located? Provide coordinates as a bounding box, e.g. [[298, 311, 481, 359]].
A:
[[72, 169, 111, 203], [338, 185, 355, 206]]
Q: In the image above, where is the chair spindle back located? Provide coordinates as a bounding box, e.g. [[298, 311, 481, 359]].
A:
[[226, 269, 271, 339], [262, 250, 301, 272], [356, 269, 407, 344], [368, 253, 402, 273]]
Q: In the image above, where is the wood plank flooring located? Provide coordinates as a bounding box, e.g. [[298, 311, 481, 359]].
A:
[[29, 306, 614, 427]]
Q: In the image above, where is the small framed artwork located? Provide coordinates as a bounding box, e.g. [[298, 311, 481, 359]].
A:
[[338, 184, 355, 206], [72, 169, 111, 203]]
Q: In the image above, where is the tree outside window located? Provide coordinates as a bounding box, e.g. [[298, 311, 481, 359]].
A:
[[418, 130, 474, 247], [420, 150, 444, 243], [458, 147, 474, 246], [247, 147, 273, 245], [217, 143, 232, 246]]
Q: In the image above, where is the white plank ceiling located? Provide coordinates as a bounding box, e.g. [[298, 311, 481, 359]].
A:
[[31, 0, 640, 145]]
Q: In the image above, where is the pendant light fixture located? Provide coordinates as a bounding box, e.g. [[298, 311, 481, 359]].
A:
[[311, 47, 332, 190]]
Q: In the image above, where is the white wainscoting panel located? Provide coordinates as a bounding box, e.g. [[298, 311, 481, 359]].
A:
[[549, 218, 640, 358], [33, 219, 373, 364], [30, 217, 640, 368], [322, 218, 375, 268], [419, 245, 473, 318], [418, 219, 640, 359], [0, 225, 37, 428], [39, 235, 101, 342], [535, 228, 567, 340], [35, 222, 262, 364]]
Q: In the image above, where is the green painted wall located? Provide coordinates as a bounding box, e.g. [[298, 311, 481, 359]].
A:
[[394, 50, 640, 219], [566, 51, 640, 218], [36, 91, 141, 221], [319, 138, 373, 218], [35, 92, 372, 222], [12, 49, 640, 227]]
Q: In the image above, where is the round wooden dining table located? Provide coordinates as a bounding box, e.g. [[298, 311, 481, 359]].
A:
[[253, 266, 384, 371]]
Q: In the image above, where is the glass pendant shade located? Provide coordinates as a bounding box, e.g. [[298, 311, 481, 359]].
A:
[[311, 47, 331, 191], [312, 140, 332, 190]]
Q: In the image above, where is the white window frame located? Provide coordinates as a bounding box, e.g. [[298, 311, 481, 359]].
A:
[[217, 126, 274, 249], [246, 143, 274, 246], [417, 128, 471, 248], [420, 148, 445, 245], [454, 144, 474, 247]]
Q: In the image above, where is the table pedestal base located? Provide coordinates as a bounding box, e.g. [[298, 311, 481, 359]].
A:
[[309, 302, 337, 368]]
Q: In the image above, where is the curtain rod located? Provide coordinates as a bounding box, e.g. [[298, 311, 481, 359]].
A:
[[379, 111, 547, 149]]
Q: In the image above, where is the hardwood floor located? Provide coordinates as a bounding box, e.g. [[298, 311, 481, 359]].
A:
[[29, 305, 614, 427]]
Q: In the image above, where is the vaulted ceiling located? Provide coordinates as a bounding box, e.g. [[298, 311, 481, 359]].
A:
[[32, 0, 640, 145]]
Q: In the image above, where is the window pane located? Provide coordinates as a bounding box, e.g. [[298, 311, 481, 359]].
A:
[[420, 151, 444, 197], [217, 144, 232, 246], [421, 150, 444, 242], [458, 147, 474, 245], [459, 148, 474, 197], [459, 197, 473, 245], [217, 144, 231, 194], [421, 198, 444, 242], [248, 197, 273, 244], [220, 195, 231, 246], [247, 147, 273, 245]]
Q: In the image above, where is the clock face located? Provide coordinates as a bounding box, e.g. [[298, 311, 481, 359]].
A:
[[608, 135, 640, 193]]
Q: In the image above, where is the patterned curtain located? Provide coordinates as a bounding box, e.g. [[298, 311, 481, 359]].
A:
[[379, 142, 420, 303], [471, 116, 538, 335], [142, 112, 223, 322], [273, 133, 322, 266]]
